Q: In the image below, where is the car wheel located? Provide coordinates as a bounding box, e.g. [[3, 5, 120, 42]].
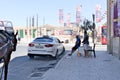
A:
[[28, 54, 34, 59]]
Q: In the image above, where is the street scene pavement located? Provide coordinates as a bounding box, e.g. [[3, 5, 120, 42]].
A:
[[2, 42, 120, 80], [6, 43, 66, 80], [32, 44, 120, 80]]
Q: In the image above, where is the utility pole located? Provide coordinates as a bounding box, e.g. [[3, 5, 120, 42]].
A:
[[26, 17, 29, 42], [29, 17, 31, 41], [43, 16, 45, 35], [36, 14, 39, 37], [43, 16, 45, 27]]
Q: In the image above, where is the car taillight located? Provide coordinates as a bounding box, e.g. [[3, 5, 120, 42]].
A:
[[29, 43, 34, 47], [45, 44, 53, 47]]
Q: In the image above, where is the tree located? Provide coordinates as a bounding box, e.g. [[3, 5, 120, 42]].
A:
[[81, 19, 93, 31]]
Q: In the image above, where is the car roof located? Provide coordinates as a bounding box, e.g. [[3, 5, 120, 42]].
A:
[[32, 36, 58, 43], [36, 35, 57, 39]]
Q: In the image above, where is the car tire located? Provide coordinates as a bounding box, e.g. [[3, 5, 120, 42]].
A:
[[28, 54, 34, 59]]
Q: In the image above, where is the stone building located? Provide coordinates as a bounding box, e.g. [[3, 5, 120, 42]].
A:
[[107, 0, 120, 59], [13, 25, 79, 44]]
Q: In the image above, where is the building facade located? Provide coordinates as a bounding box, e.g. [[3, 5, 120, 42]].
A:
[[107, 0, 120, 59], [13, 25, 79, 44]]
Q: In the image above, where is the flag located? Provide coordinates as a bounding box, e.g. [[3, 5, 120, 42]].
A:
[[95, 4, 102, 23], [76, 5, 82, 24], [59, 9, 64, 24], [66, 13, 70, 26]]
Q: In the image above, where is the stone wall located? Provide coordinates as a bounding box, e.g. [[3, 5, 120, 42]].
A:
[[112, 37, 120, 58]]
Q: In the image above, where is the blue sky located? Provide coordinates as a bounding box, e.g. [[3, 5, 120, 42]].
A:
[[0, 0, 107, 27]]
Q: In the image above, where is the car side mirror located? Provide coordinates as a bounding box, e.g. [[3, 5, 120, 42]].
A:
[[60, 41, 64, 43]]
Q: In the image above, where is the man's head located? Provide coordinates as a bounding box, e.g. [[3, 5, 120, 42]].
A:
[[76, 35, 79, 38]]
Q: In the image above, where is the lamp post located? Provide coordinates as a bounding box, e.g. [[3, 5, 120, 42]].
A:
[[92, 14, 95, 43]]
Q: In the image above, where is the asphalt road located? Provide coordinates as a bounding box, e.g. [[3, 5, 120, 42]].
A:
[[0, 44, 67, 80], [0, 43, 107, 80]]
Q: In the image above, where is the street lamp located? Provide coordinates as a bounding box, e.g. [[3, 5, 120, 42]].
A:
[[92, 14, 96, 43], [92, 14, 95, 29]]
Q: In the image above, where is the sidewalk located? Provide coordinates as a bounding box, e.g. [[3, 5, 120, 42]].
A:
[[32, 45, 120, 80]]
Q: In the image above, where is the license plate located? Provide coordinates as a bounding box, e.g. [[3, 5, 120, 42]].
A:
[[35, 46, 43, 48]]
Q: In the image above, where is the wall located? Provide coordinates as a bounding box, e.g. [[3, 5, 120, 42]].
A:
[[107, 0, 120, 59], [112, 37, 120, 57]]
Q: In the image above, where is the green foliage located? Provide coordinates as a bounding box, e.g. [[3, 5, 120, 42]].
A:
[[81, 19, 95, 31]]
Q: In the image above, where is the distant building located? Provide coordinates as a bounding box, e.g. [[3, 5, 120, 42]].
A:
[[64, 22, 78, 27], [13, 24, 79, 43]]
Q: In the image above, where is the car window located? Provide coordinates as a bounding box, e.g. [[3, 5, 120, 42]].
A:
[[57, 38, 61, 43], [54, 38, 61, 43], [54, 38, 58, 43], [0, 21, 14, 33], [34, 37, 53, 42]]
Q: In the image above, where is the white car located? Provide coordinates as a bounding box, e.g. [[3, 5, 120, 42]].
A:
[[28, 36, 65, 59]]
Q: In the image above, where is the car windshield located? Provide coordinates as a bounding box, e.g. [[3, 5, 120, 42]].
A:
[[34, 37, 53, 42], [0, 21, 14, 33]]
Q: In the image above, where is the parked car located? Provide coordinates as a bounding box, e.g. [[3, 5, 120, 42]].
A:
[[0, 21, 14, 34], [28, 36, 65, 59]]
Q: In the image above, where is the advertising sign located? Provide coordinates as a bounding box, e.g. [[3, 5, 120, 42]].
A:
[[95, 4, 101, 23], [59, 9, 64, 25], [66, 13, 70, 27], [76, 5, 82, 24]]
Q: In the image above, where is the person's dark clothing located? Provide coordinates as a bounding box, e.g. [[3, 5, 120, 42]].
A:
[[74, 37, 81, 49], [69, 35, 81, 56], [82, 34, 89, 45]]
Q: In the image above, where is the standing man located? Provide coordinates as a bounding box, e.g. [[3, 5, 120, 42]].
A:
[[68, 35, 81, 56], [82, 30, 89, 57]]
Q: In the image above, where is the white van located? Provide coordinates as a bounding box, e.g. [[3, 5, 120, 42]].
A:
[[0, 21, 14, 34]]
